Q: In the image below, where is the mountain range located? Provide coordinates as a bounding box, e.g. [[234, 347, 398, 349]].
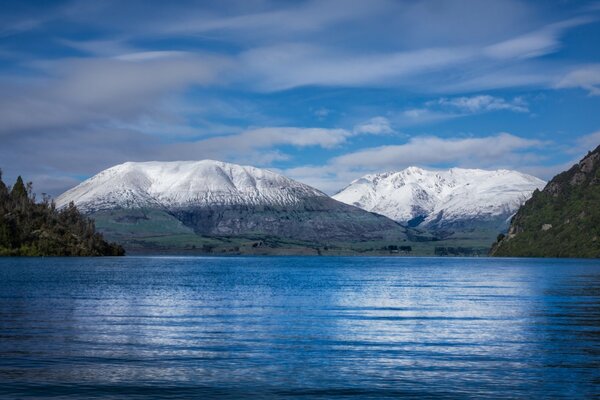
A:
[[56, 161, 408, 254], [56, 161, 545, 255], [333, 167, 544, 237]]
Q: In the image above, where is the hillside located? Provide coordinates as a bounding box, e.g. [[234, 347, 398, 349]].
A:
[[0, 172, 124, 256], [491, 145, 600, 258]]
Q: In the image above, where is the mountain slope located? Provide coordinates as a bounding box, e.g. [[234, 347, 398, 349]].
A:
[[491, 145, 600, 258], [56, 161, 408, 251], [333, 167, 545, 235]]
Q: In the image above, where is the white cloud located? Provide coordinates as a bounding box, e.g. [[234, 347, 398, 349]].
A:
[[434, 95, 529, 113], [555, 64, 600, 95], [398, 108, 459, 126], [60, 39, 134, 57], [574, 130, 600, 153], [286, 133, 545, 193], [332, 133, 542, 169], [284, 164, 360, 194], [314, 107, 331, 119], [484, 17, 593, 60], [519, 162, 575, 181], [484, 32, 559, 60], [285, 130, 597, 192], [240, 43, 476, 91], [353, 116, 393, 135], [0, 52, 228, 135], [220, 127, 349, 149], [165, 127, 351, 167], [114, 51, 190, 62], [168, 120, 400, 164], [436, 66, 558, 93], [156, 0, 389, 40], [389, 95, 529, 128]]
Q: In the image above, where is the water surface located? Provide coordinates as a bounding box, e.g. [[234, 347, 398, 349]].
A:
[[1, 257, 599, 398]]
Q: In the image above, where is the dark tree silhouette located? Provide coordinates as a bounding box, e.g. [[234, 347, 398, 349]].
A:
[[0, 170, 124, 256]]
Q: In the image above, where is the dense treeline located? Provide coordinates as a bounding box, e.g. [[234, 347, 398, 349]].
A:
[[434, 246, 483, 256], [0, 171, 124, 256]]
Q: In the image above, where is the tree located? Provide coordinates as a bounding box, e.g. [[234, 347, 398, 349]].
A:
[[11, 176, 27, 199], [0, 169, 8, 198]]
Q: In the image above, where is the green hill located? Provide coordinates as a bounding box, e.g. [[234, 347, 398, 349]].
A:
[[491, 145, 600, 258], [0, 172, 124, 256]]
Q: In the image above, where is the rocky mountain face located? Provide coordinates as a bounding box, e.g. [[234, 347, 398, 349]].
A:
[[333, 167, 545, 235], [492, 145, 600, 258], [56, 161, 408, 249]]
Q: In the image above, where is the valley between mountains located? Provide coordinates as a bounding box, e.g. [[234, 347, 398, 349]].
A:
[[55, 160, 544, 255]]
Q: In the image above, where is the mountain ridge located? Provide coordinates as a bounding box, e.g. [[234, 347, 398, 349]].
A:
[[333, 167, 545, 233]]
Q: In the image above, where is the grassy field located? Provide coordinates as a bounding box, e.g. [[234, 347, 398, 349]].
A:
[[111, 232, 495, 257], [92, 208, 497, 256]]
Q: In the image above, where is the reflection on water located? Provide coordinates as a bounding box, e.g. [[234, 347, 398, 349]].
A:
[[0, 257, 599, 398]]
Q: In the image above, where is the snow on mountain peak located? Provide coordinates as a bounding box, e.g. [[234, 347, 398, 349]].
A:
[[56, 160, 326, 212], [333, 167, 545, 225]]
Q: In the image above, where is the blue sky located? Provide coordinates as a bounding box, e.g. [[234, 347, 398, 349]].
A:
[[1, 0, 600, 195]]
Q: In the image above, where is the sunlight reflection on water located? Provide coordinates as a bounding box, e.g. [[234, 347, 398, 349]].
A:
[[0, 256, 599, 398]]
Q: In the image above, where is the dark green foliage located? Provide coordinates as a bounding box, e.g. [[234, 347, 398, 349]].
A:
[[0, 171, 124, 256], [492, 145, 600, 258], [11, 176, 27, 199], [434, 246, 483, 256]]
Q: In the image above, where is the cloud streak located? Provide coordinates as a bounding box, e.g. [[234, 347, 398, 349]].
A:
[[0, 52, 227, 136], [433, 95, 529, 113], [556, 64, 600, 95], [332, 133, 542, 169], [285, 133, 546, 193]]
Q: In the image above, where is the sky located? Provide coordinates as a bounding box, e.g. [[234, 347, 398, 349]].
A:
[[1, 0, 600, 196]]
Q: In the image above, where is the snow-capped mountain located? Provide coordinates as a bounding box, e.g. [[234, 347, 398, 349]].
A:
[[56, 160, 407, 244], [56, 160, 326, 212], [333, 167, 545, 230]]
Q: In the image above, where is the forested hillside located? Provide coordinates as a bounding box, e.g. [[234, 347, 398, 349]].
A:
[[0, 171, 124, 256], [491, 145, 600, 258]]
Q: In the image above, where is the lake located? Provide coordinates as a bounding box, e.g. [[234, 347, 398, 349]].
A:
[[0, 256, 599, 399]]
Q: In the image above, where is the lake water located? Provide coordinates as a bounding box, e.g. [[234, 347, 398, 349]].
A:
[[0, 257, 599, 399]]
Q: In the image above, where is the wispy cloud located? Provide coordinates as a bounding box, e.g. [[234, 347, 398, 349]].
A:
[[555, 64, 600, 95], [484, 17, 594, 60], [574, 130, 600, 152], [285, 133, 547, 193], [353, 117, 394, 135], [432, 95, 529, 113], [240, 44, 476, 91], [390, 95, 529, 128], [0, 52, 227, 136], [332, 133, 543, 169]]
